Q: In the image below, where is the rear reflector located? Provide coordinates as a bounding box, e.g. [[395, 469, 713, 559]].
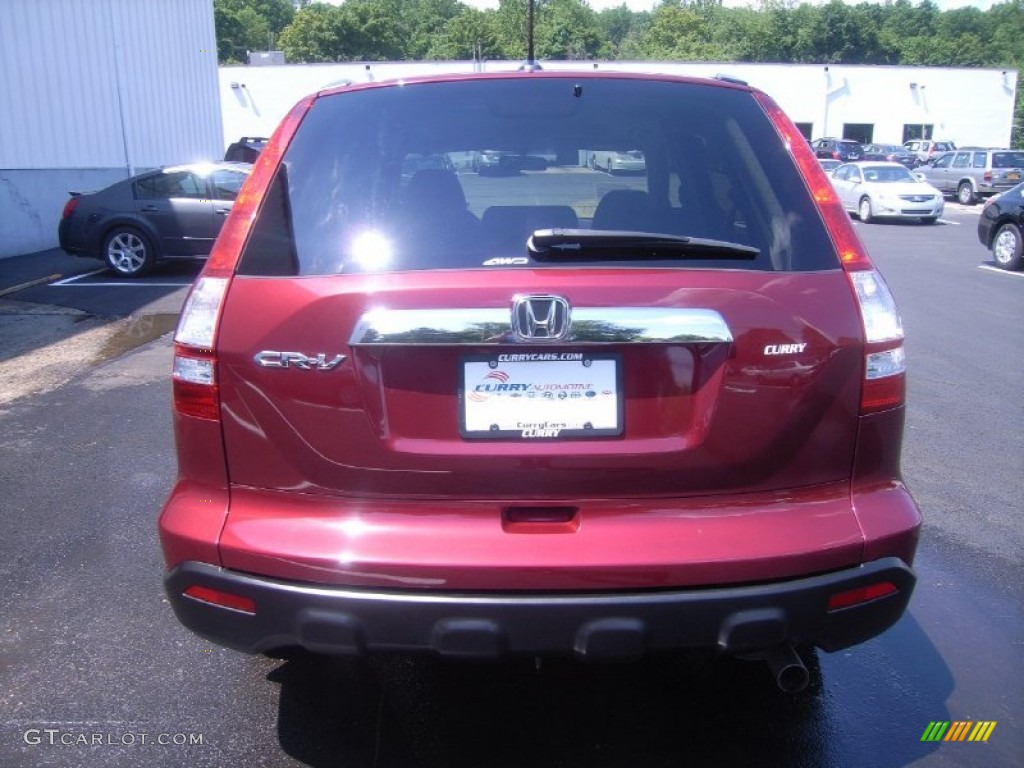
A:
[[827, 582, 898, 611], [183, 585, 256, 615]]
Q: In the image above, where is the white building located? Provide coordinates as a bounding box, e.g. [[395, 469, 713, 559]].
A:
[[219, 60, 1018, 154], [0, 0, 223, 258]]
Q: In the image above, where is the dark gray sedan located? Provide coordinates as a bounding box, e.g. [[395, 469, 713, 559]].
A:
[[861, 143, 917, 168], [58, 162, 251, 277]]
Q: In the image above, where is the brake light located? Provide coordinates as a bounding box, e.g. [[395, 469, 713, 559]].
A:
[[173, 277, 228, 420], [172, 95, 314, 420], [848, 270, 906, 414], [203, 94, 314, 279], [61, 197, 79, 219], [983, 171, 993, 182], [754, 91, 905, 414]]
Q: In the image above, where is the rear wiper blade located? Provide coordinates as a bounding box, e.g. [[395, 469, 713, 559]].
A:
[[526, 228, 759, 261]]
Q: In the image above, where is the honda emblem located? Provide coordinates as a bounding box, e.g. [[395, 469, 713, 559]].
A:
[[512, 296, 571, 341]]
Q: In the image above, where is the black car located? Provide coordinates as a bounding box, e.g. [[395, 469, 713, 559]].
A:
[[58, 162, 251, 277], [811, 138, 863, 162], [977, 181, 1024, 270], [861, 143, 917, 168], [224, 137, 267, 163]]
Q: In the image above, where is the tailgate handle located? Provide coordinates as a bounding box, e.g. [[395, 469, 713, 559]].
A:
[[502, 506, 580, 534]]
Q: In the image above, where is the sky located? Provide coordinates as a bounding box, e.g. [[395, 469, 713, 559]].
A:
[[456, 0, 999, 12]]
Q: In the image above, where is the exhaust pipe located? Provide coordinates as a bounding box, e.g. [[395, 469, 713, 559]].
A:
[[764, 645, 810, 693]]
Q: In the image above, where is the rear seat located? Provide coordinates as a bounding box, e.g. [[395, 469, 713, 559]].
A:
[[482, 205, 579, 252]]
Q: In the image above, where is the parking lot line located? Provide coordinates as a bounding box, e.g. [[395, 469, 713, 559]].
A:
[[53, 269, 193, 287], [977, 265, 1024, 278]]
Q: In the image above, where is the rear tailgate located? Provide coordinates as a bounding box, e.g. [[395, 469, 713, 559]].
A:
[[216, 267, 862, 501]]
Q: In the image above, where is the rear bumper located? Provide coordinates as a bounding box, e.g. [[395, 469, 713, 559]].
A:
[[165, 557, 915, 660]]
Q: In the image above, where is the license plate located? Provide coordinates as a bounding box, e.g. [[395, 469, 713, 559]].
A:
[[1007, 171, 1020, 181], [461, 354, 622, 439]]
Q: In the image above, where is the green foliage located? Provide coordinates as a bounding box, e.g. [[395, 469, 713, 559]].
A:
[[214, 0, 294, 62], [275, 3, 343, 63], [214, 0, 1023, 82]]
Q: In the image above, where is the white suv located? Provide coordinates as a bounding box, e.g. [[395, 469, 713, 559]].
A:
[[903, 139, 956, 167]]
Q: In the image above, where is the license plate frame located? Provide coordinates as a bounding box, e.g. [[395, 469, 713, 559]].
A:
[[460, 353, 623, 440]]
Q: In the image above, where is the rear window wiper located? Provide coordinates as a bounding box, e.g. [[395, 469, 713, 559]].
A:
[[526, 229, 760, 262]]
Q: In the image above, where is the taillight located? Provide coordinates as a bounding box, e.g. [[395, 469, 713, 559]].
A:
[[171, 94, 314, 420], [203, 94, 314, 279], [848, 270, 906, 414], [754, 91, 905, 414], [173, 277, 229, 420], [61, 196, 79, 219], [983, 171, 993, 182]]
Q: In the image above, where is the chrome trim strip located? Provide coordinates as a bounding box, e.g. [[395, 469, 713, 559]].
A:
[[349, 308, 733, 345]]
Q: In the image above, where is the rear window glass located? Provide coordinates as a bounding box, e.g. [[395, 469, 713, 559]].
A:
[[993, 151, 1024, 169], [135, 171, 206, 200], [240, 77, 838, 276]]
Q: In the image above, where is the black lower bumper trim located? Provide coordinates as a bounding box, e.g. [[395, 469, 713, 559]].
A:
[[164, 558, 915, 660]]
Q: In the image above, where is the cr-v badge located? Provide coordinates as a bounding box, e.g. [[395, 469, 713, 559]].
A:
[[254, 351, 346, 370]]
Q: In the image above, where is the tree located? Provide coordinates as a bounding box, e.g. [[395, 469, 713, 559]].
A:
[[536, 0, 604, 59], [635, 3, 730, 60], [425, 8, 502, 60], [277, 3, 345, 62], [214, 0, 295, 62]]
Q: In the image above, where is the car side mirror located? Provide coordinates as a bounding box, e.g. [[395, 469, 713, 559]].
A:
[[913, 172, 926, 182]]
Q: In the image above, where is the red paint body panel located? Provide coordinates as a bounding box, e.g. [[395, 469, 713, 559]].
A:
[[216, 483, 873, 590], [215, 269, 863, 501]]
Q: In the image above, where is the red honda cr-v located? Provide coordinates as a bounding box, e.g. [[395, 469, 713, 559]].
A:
[[159, 71, 921, 691]]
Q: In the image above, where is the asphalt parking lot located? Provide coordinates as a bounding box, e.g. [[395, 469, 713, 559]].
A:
[[0, 202, 1021, 768]]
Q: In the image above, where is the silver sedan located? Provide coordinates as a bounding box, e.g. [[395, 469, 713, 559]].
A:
[[830, 162, 944, 224]]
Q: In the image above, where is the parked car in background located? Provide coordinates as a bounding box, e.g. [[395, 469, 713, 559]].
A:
[[830, 161, 944, 224], [589, 150, 646, 174], [58, 162, 252, 277], [918, 148, 1024, 205], [401, 153, 455, 176], [472, 149, 549, 174], [159, 72, 921, 692], [977, 181, 1024, 270], [818, 158, 841, 174], [224, 137, 267, 163], [861, 144, 917, 168], [903, 139, 956, 167], [810, 138, 863, 162]]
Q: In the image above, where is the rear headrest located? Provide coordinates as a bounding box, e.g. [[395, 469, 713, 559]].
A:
[[592, 189, 656, 231], [404, 169, 468, 211]]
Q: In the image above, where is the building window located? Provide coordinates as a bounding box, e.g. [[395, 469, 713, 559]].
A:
[[843, 124, 873, 144], [903, 124, 933, 143], [794, 122, 814, 140]]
